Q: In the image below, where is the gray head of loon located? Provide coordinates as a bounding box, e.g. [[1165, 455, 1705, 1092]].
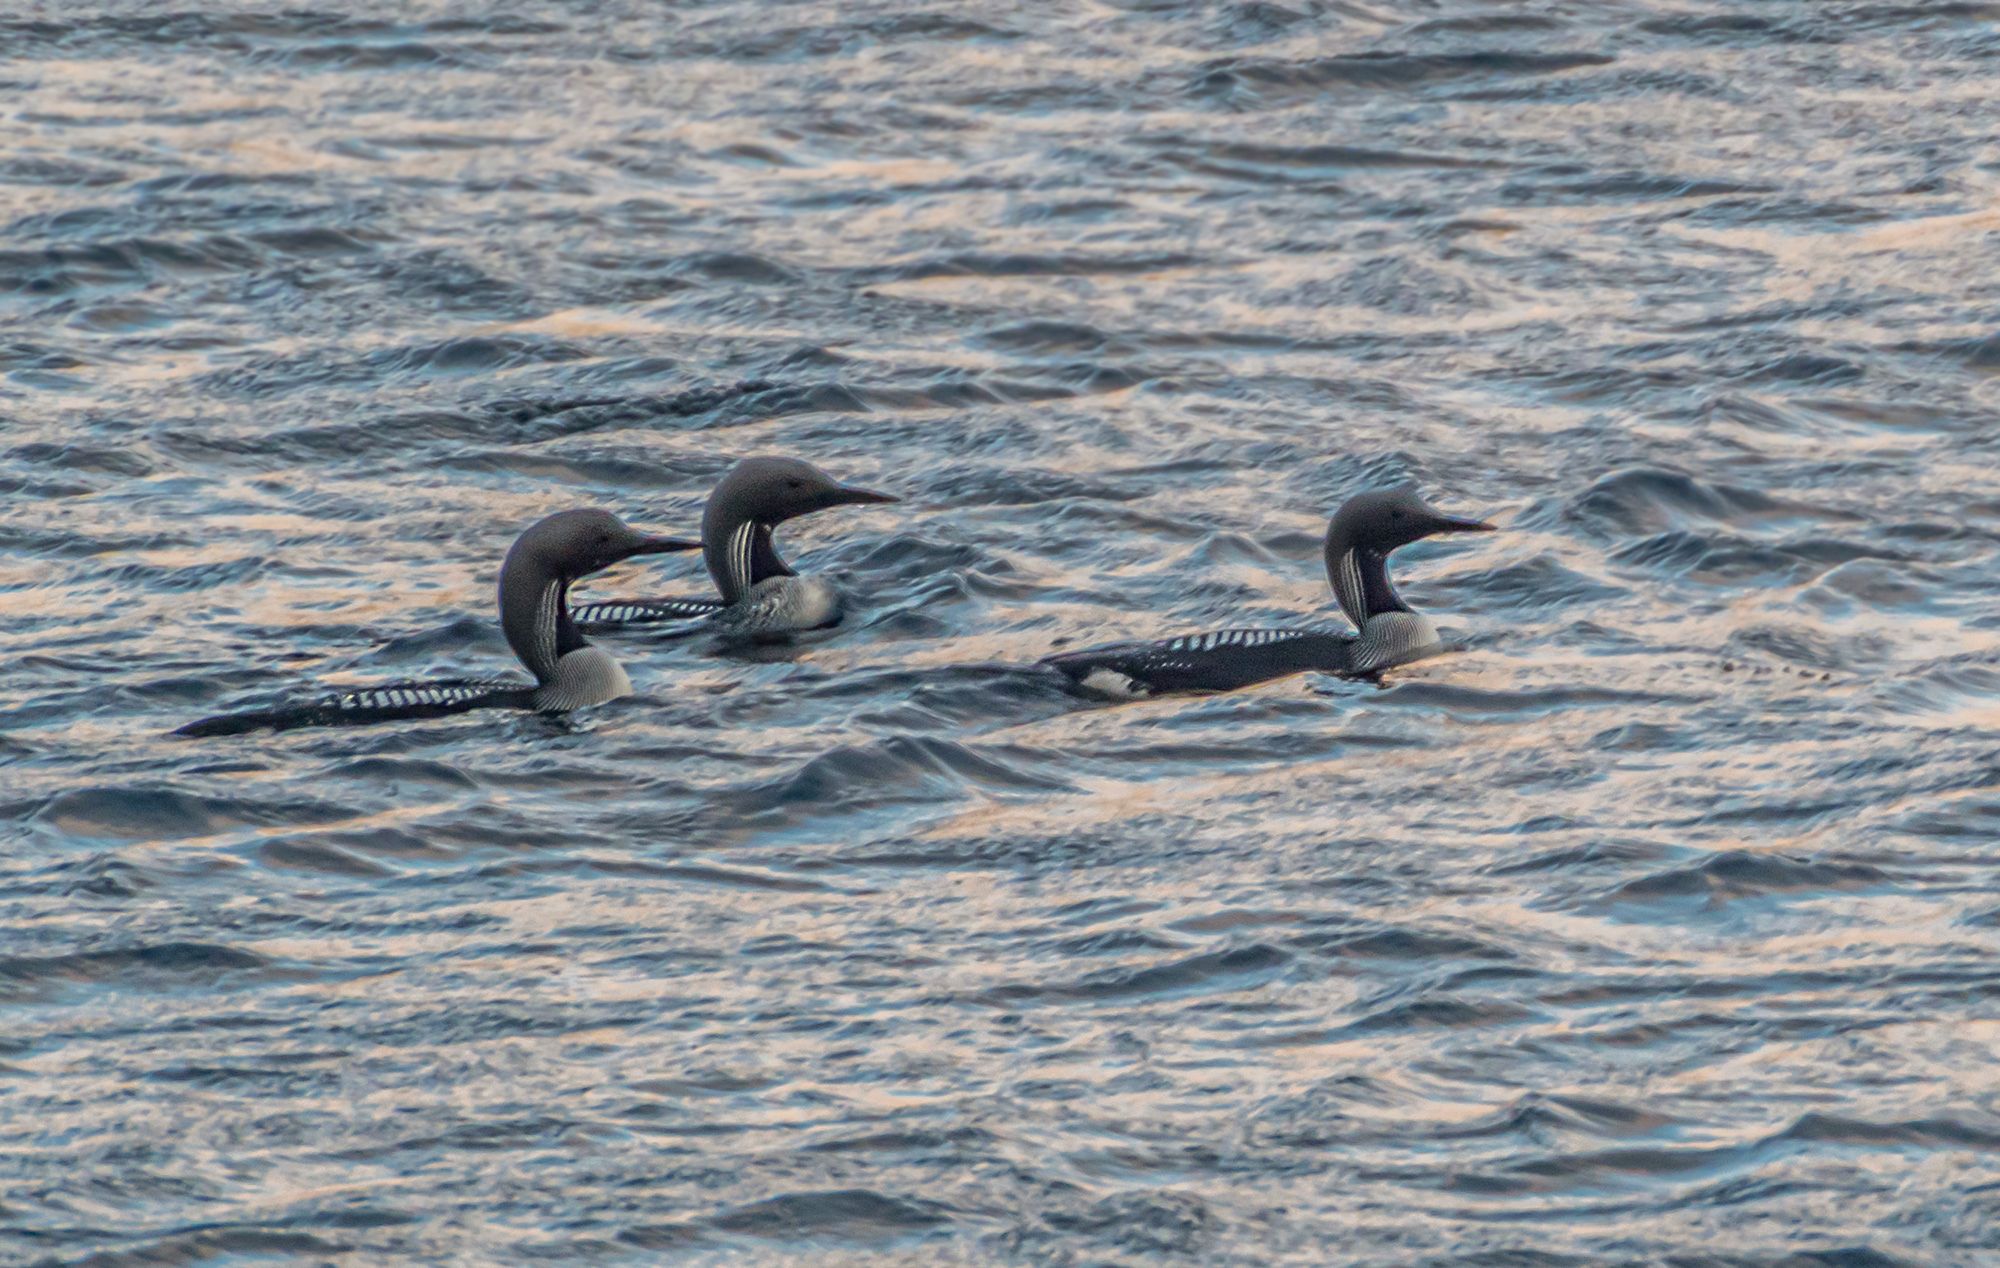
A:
[[1322, 487, 1496, 629], [700, 456, 899, 605], [500, 509, 700, 683]]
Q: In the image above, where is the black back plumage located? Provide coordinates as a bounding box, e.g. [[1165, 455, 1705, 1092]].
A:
[[1043, 629, 1357, 695], [172, 679, 534, 737]]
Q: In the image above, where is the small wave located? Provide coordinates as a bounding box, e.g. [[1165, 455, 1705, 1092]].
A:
[[684, 12, 1012, 61], [1288, 924, 1518, 963], [365, 334, 590, 378], [68, 299, 173, 333], [1609, 529, 1902, 585], [257, 838, 397, 877], [0, 234, 264, 298], [1048, 926, 1186, 958], [1934, 330, 2000, 374], [644, 861, 831, 893], [975, 318, 1131, 354], [1485, 1108, 2000, 1202], [1153, 137, 1504, 185], [1339, 994, 1538, 1035], [1553, 466, 1858, 537], [1600, 849, 1890, 907], [1638, 12, 1791, 43], [1037, 1191, 1219, 1259], [1449, 554, 1626, 615], [1369, 681, 1677, 716], [798, 663, 1072, 731], [1783, 1110, 2000, 1152], [803, 1125, 995, 1156], [51, 1227, 351, 1264], [1718, 623, 1851, 673], [5, 440, 154, 479], [721, 734, 1074, 823], [870, 249, 1203, 284], [1195, 49, 1615, 100], [1206, 1, 1326, 46], [674, 251, 803, 286], [277, 41, 470, 71], [983, 942, 1291, 1005], [292, 378, 825, 451], [1500, 166, 1773, 205], [1410, 14, 1567, 37], [0, 153, 126, 186], [32, 785, 248, 840], [1443, 1092, 1683, 1145], [1871, 653, 2000, 719], [621, 1188, 952, 1249], [0, 941, 270, 1003]]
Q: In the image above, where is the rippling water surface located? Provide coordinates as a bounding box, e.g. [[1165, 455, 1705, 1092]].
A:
[[7, 2, 2000, 1262]]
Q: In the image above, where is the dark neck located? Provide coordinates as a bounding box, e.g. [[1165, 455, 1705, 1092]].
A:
[[704, 517, 796, 605], [1324, 541, 1409, 630], [500, 563, 583, 685]]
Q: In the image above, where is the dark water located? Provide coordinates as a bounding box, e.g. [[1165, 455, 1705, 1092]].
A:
[[5, 2, 2000, 1262]]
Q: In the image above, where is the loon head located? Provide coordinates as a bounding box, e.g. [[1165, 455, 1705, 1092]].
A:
[[501, 509, 700, 682], [511, 508, 701, 582], [700, 456, 899, 604], [1323, 486, 1495, 629]]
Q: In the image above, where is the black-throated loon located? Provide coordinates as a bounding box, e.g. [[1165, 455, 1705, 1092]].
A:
[[1042, 487, 1497, 698], [174, 510, 699, 736], [571, 456, 898, 637]]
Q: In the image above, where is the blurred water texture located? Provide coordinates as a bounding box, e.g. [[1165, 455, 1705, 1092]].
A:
[[4, 1, 2000, 1262]]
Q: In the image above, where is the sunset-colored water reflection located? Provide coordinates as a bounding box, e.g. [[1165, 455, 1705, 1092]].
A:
[[5, 1, 2000, 1263]]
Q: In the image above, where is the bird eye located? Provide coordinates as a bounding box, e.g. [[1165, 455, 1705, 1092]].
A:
[[787, 479, 804, 489]]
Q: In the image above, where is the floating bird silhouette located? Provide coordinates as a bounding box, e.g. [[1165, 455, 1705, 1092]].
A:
[[1043, 487, 1497, 698], [174, 510, 698, 736], [572, 456, 898, 637]]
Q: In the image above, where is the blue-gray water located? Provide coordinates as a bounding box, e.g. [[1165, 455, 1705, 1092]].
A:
[[5, 2, 2000, 1263]]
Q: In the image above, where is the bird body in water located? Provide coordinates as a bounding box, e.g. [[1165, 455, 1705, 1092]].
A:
[[174, 510, 698, 736], [572, 456, 898, 638], [1043, 487, 1497, 698]]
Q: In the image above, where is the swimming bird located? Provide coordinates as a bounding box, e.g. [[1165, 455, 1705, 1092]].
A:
[[572, 456, 898, 637], [174, 510, 699, 736], [1042, 487, 1496, 698]]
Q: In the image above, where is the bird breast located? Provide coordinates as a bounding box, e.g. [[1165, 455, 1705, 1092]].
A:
[[1351, 611, 1441, 672], [722, 576, 844, 633], [532, 646, 634, 712]]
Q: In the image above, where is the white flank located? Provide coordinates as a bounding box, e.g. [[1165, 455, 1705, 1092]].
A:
[[1080, 668, 1150, 699]]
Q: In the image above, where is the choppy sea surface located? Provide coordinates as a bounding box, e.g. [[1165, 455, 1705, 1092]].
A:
[[5, 2, 2000, 1263]]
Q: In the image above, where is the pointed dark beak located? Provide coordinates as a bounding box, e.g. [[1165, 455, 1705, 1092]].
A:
[[1430, 513, 1498, 535], [623, 535, 703, 558], [827, 485, 899, 508]]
